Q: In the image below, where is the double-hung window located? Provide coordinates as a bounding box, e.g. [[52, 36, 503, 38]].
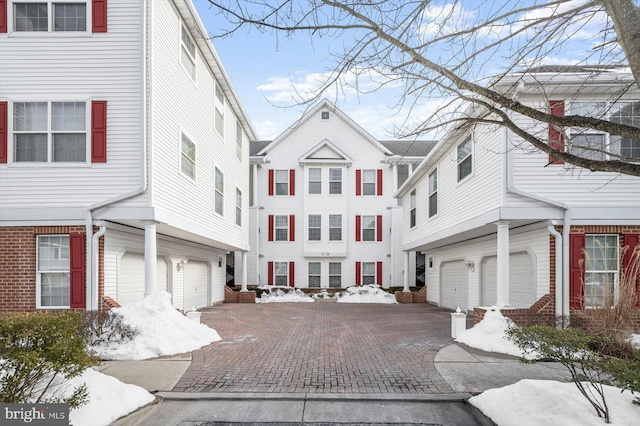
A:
[[274, 261, 289, 286], [275, 215, 289, 241], [215, 82, 225, 137], [362, 262, 376, 285], [214, 167, 224, 215], [584, 235, 619, 307], [180, 133, 196, 180], [569, 101, 640, 160], [308, 215, 321, 241], [362, 169, 377, 195], [308, 262, 321, 288], [457, 135, 472, 181], [181, 25, 196, 80], [362, 215, 376, 242], [37, 235, 70, 308], [14, 2, 87, 32], [275, 170, 289, 195], [14, 101, 86, 163], [308, 168, 321, 194], [329, 262, 341, 288], [428, 169, 438, 217], [410, 189, 416, 228], [235, 188, 242, 226], [329, 168, 342, 194], [329, 214, 342, 241], [235, 120, 242, 160]]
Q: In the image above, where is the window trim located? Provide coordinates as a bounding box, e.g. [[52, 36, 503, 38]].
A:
[[274, 214, 289, 242], [274, 261, 289, 286], [308, 261, 321, 288], [235, 120, 242, 161], [235, 187, 242, 226], [12, 100, 89, 164], [308, 214, 321, 242], [362, 262, 376, 286], [362, 215, 376, 242], [410, 189, 417, 228], [214, 166, 224, 216], [36, 234, 70, 309], [584, 234, 619, 308], [457, 135, 473, 183], [329, 262, 342, 288], [180, 131, 196, 181], [428, 168, 438, 218], [329, 167, 342, 195], [180, 23, 197, 81], [308, 167, 322, 195], [275, 169, 290, 196], [329, 214, 342, 241], [362, 169, 377, 196]]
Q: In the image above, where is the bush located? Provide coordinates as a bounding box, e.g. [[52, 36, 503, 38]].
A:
[[0, 311, 98, 408], [81, 310, 138, 347]]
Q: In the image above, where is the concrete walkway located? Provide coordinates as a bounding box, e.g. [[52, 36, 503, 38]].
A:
[[106, 303, 570, 425]]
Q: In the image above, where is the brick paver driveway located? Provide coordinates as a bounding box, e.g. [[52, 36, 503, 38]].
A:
[[173, 301, 459, 394]]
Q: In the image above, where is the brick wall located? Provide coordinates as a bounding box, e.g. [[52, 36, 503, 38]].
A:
[[0, 226, 103, 312]]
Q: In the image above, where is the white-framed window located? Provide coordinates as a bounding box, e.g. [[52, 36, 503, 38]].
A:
[[457, 135, 472, 182], [569, 101, 640, 160], [215, 81, 225, 104], [584, 234, 619, 308], [180, 24, 196, 80], [329, 214, 342, 241], [428, 168, 438, 217], [14, 1, 87, 32], [36, 235, 70, 308], [13, 101, 87, 163], [214, 167, 224, 215], [235, 188, 242, 226], [275, 215, 289, 241], [362, 169, 377, 195], [362, 262, 376, 285], [362, 215, 376, 242], [308, 168, 321, 194], [329, 168, 342, 194], [329, 262, 341, 288], [215, 107, 224, 137], [275, 261, 289, 286], [308, 215, 321, 241], [308, 262, 321, 288], [180, 132, 196, 180], [235, 120, 242, 161], [410, 189, 416, 228], [275, 170, 290, 196]]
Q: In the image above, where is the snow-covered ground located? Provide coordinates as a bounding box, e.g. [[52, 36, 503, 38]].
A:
[[335, 284, 398, 304], [258, 287, 315, 303], [460, 308, 639, 424], [66, 291, 221, 426]]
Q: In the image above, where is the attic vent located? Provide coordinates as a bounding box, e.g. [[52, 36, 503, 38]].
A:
[[321, 111, 330, 120]]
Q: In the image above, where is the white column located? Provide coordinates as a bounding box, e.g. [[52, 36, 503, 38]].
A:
[[241, 251, 248, 292], [252, 163, 259, 206], [403, 251, 410, 292], [144, 221, 157, 298], [392, 163, 398, 207], [496, 221, 510, 307]]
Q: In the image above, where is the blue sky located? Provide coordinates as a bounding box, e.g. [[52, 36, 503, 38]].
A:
[[192, 0, 612, 141]]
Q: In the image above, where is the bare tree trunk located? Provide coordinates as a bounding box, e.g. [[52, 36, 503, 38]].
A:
[[602, 0, 640, 88]]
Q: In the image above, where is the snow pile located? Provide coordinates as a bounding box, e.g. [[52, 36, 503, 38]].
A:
[[312, 289, 334, 299], [336, 284, 397, 304], [259, 287, 315, 303], [470, 379, 639, 426], [455, 308, 531, 358], [628, 334, 640, 349], [92, 291, 221, 360], [57, 369, 155, 426]]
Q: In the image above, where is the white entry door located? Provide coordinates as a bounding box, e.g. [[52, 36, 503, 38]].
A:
[[440, 260, 468, 311]]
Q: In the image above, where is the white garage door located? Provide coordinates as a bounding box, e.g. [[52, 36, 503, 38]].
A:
[[118, 253, 167, 305], [440, 260, 468, 311], [482, 252, 535, 308], [184, 261, 209, 310]]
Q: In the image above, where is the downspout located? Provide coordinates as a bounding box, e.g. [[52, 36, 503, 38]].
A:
[[548, 225, 563, 317], [503, 105, 572, 320], [85, 0, 150, 310]]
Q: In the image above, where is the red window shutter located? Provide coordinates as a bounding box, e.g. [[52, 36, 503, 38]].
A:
[[0, 0, 7, 33], [92, 0, 108, 32], [268, 170, 274, 196], [376, 261, 383, 286], [355, 169, 362, 196], [289, 215, 295, 242], [289, 169, 295, 196], [355, 215, 361, 241], [377, 169, 383, 196], [91, 101, 107, 162], [268, 215, 274, 241], [0, 101, 7, 163], [623, 234, 640, 306], [268, 261, 274, 285], [69, 233, 86, 309], [549, 100, 565, 165], [569, 233, 585, 309], [376, 215, 383, 242], [289, 262, 295, 287], [355, 262, 361, 285]]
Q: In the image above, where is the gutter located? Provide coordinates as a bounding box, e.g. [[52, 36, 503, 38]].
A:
[[85, 0, 150, 310]]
